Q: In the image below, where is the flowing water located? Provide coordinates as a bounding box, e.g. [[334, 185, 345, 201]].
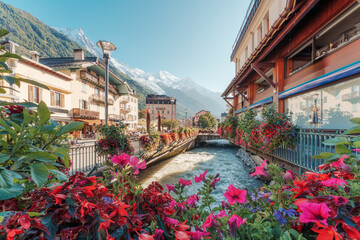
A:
[[138, 139, 262, 203]]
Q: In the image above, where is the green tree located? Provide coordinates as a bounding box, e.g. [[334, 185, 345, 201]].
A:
[[198, 112, 218, 129], [138, 109, 146, 119], [161, 119, 179, 129]]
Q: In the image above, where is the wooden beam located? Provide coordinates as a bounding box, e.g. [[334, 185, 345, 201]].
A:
[[235, 88, 249, 102], [253, 62, 275, 68], [252, 63, 276, 89], [223, 98, 234, 108]]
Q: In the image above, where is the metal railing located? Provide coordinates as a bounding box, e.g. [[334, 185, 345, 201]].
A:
[[272, 128, 349, 173], [69, 140, 143, 175]]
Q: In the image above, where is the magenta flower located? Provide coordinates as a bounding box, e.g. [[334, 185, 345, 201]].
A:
[[298, 202, 331, 226], [188, 230, 210, 240], [165, 217, 179, 226], [216, 210, 228, 219], [331, 195, 349, 206], [321, 178, 347, 188], [283, 170, 295, 182], [128, 157, 146, 175], [111, 153, 131, 166], [154, 229, 163, 240], [178, 178, 192, 187], [186, 194, 200, 207], [166, 184, 176, 192], [331, 155, 351, 171], [228, 214, 247, 239], [194, 170, 208, 183], [202, 212, 218, 230], [352, 149, 360, 154], [210, 174, 220, 189], [250, 159, 269, 178], [224, 184, 247, 205]]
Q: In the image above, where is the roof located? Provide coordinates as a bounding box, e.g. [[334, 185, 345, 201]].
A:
[[195, 110, 210, 116], [40, 57, 98, 69]]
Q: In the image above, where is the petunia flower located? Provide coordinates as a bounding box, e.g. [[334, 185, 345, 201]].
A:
[[216, 210, 228, 219], [250, 159, 269, 178], [165, 217, 179, 226], [178, 178, 192, 187], [202, 212, 218, 230], [210, 174, 220, 189], [228, 214, 247, 239], [331, 195, 349, 206], [224, 184, 247, 205], [298, 202, 331, 226], [111, 153, 131, 166], [188, 230, 210, 240], [166, 184, 176, 192], [194, 170, 208, 183], [321, 178, 347, 188], [186, 194, 200, 207], [283, 170, 295, 182], [154, 229, 163, 240], [128, 157, 146, 175]]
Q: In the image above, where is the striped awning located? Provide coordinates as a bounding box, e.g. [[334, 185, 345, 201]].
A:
[[234, 96, 273, 114]]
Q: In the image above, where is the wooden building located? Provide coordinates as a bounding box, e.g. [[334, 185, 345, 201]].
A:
[[223, 0, 360, 129]]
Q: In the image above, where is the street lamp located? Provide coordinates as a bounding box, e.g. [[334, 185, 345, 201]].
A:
[[96, 40, 117, 125], [170, 97, 175, 130], [184, 108, 188, 128]]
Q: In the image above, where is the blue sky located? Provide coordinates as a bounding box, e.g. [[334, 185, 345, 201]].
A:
[[3, 0, 251, 93]]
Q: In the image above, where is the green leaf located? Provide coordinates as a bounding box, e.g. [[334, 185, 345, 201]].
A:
[[0, 118, 17, 139], [343, 126, 360, 135], [40, 121, 58, 134], [312, 152, 335, 159], [0, 184, 24, 201], [0, 52, 22, 60], [1, 75, 20, 87], [58, 122, 84, 135], [26, 151, 58, 162], [0, 88, 5, 94], [353, 141, 360, 148], [0, 29, 9, 38], [323, 137, 351, 146], [0, 167, 13, 188], [335, 144, 351, 154], [30, 163, 49, 187], [0, 61, 9, 70], [9, 170, 23, 180], [27, 212, 44, 217], [0, 101, 38, 108], [38, 101, 50, 125], [17, 78, 49, 90], [54, 147, 70, 168], [22, 109, 32, 126], [350, 118, 360, 125], [49, 170, 68, 182], [0, 154, 10, 163]]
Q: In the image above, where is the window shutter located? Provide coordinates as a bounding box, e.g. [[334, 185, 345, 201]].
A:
[[28, 85, 34, 102], [50, 92, 55, 106], [39, 88, 42, 103], [60, 94, 65, 108]]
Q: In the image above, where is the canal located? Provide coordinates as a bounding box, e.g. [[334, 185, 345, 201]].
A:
[[138, 139, 262, 203]]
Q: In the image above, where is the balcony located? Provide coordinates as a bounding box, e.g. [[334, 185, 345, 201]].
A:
[[109, 114, 121, 121], [89, 94, 114, 105], [120, 96, 130, 104], [71, 108, 99, 119], [120, 106, 131, 114], [342, 92, 360, 102], [80, 70, 117, 93]]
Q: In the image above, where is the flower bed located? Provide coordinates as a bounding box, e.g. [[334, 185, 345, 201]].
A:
[[218, 104, 297, 153]]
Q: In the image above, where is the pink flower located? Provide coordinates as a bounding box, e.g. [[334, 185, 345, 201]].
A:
[[169, 200, 177, 208], [352, 149, 360, 154], [111, 153, 131, 166], [128, 157, 147, 175], [202, 212, 218, 230], [188, 230, 210, 240], [165, 217, 179, 226], [321, 178, 347, 188], [298, 202, 331, 226], [186, 194, 199, 207], [283, 170, 295, 182], [194, 170, 208, 183], [331, 195, 349, 206], [224, 184, 247, 205], [210, 174, 220, 189], [154, 229, 163, 240], [216, 210, 228, 219], [166, 184, 176, 192], [179, 178, 192, 187], [331, 155, 351, 171], [250, 159, 269, 178], [228, 214, 247, 239]]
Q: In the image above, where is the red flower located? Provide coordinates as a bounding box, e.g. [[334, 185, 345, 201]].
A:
[[6, 229, 24, 240], [224, 184, 247, 205], [194, 170, 207, 183], [178, 178, 192, 187], [54, 194, 66, 205], [311, 222, 342, 240], [250, 159, 269, 178]]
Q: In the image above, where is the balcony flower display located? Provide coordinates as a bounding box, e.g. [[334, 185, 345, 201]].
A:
[[160, 133, 172, 146]]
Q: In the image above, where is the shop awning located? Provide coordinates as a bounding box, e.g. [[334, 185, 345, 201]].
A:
[[234, 96, 273, 114], [279, 60, 360, 99], [73, 119, 103, 126]]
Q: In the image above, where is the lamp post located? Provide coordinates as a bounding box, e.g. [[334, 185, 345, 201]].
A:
[[170, 98, 175, 130], [185, 108, 188, 128], [96, 40, 117, 125]]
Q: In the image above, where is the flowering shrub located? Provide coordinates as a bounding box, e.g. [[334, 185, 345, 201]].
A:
[[160, 133, 172, 146], [139, 135, 153, 151], [219, 104, 297, 153], [170, 131, 180, 142], [96, 124, 134, 156]]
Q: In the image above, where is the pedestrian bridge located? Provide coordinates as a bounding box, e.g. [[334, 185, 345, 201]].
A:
[[196, 134, 222, 143]]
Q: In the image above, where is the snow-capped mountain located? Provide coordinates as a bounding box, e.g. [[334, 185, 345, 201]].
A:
[[54, 27, 225, 117]]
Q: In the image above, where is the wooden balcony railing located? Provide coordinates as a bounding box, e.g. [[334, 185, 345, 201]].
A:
[[120, 96, 130, 104], [89, 94, 114, 105], [342, 92, 360, 101], [80, 70, 118, 93], [71, 108, 99, 119], [109, 114, 121, 121]]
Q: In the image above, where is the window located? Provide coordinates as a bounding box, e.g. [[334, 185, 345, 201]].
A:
[[353, 103, 357, 112], [258, 24, 263, 41], [81, 100, 88, 109], [245, 47, 248, 60], [286, 41, 312, 75], [82, 81, 86, 93], [28, 85, 41, 103], [95, 88, 100, 96], [51, 92, 65, 107], [97, 103, 100, 112]]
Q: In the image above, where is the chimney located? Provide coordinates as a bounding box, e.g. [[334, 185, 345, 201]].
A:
[[3, 41, 18, 54], [74, 49, 84, 61], [30, 51, 40, 62]]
